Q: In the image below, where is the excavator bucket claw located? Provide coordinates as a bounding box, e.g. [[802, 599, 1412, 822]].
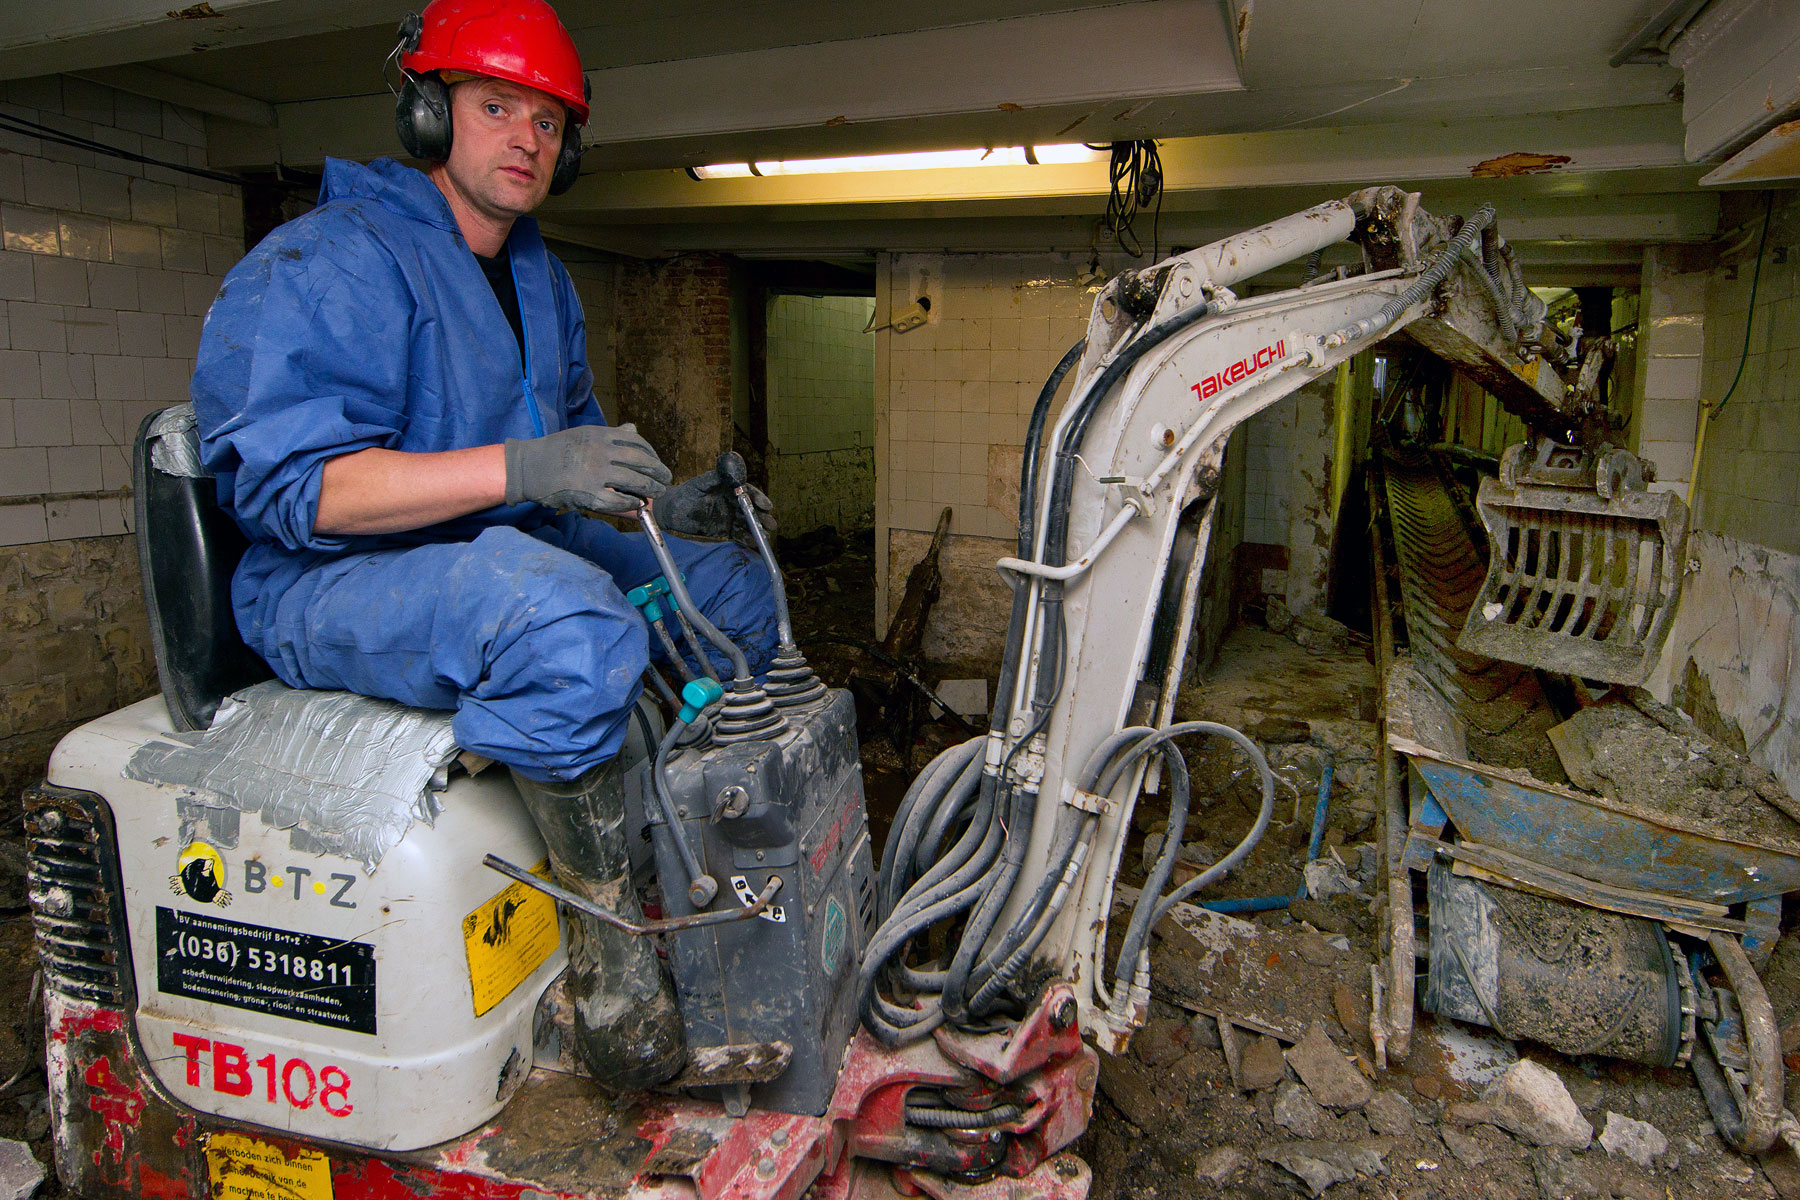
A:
[[1456, 439, 1689, 685]]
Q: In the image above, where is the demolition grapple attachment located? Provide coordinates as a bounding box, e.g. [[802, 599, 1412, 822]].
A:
[[1457, 438, 1689, 685]]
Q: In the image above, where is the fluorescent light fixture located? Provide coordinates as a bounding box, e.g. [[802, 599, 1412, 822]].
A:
[[689, 143, 1104, 179]]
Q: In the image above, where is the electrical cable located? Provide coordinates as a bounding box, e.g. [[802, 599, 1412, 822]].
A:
[[1097, 140, 1163, 259], [1711, 191, 1774, 419], [0, 112, 247, 187]]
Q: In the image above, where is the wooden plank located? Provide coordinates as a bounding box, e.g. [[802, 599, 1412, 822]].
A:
[[1445, 839, 1747, 934]]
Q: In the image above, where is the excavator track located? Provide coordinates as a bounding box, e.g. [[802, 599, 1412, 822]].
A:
[[1377, 449, 1566, 782]]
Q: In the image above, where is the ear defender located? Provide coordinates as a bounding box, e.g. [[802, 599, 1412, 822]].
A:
[[546, 75, 591, 196], [393, 12, 453, 162]]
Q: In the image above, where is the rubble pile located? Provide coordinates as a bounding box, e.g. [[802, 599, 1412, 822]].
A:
[[1074, 627, 1800, 1200]]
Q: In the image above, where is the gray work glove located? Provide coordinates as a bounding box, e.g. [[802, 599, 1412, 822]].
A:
[[504, 423, 672, 515], [654, 469, 776, 541]]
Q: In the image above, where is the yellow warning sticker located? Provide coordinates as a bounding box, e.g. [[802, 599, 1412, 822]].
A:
[[206, 1133, 333, 1200], [463, 858, 560, 1016]]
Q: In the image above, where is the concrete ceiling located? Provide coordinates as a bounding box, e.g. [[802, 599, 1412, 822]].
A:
[[3, 0, 1793, 281]]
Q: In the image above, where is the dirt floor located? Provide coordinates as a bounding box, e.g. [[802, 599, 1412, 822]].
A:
[[7, 533, 1800, 1199]]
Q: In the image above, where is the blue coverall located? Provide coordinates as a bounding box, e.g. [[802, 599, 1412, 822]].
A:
[[192, 157, 777, 781]]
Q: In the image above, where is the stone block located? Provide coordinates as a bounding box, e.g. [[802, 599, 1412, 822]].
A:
[[1285, 1022, 1372, 1109], [1476, 1059, 1592, 1148]]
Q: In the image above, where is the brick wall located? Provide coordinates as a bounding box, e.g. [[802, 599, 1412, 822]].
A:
[[612, 254, 735, 480], [0, 75, 241, 796], [767, 294, 874, 534]]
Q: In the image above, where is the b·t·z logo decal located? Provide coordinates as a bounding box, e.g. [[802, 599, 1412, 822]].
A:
[[171, 842, 232, 907]]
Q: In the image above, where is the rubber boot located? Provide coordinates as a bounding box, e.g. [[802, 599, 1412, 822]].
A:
[[509, 761, 687, 1088]]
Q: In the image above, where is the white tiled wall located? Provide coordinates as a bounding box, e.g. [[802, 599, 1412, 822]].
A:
[[878, 253, 1099, 544], [769, 295, 874, 454], [1240, 406, 1288, 546], [767, 294, 876, 532], [1691, 195, 1800, 553], [1634, 244, 1706, 499], [0, 75, 240, 546]]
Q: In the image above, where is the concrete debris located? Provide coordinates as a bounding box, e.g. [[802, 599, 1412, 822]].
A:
[[1363, 1089, 1416, 1137], [1291, 896, 1360, 936], [1302, 855, 1357, 900], [1186, 1012, 1222, 1049], [1474, 1060, 1593, 1148], [1284, 1023, 1372, 1110], [1273, 1080, 1332, 1139], [0, 1140, 44, 1200], [1258, 1138, 1388, 1196], [1530, 1146, 1602, 1200], [1596, 1111, 1667, 1170], [1129, 1016, 1189, 1070], [1290, 609, 1361, 654], [1192, 1145, 1249, 1186], [1240, 1032, 1288, 1091], [1438, 1125, 1487, 1167]]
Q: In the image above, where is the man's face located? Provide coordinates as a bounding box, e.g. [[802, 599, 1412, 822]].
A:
[[438, 77, 567, 222]]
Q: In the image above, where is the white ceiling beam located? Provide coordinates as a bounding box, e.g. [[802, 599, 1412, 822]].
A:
[[542, 106, 1688, 220], [1671, 0, 1800, 161], [577, 0, 1238, 145], [544, 202, 1707, 257], [236, 62, 1678, 175], [0, 0, 383, 81]]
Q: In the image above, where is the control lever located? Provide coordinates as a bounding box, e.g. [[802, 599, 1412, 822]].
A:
[[715, 452, 826, 707], [635, 504, 751, 684]]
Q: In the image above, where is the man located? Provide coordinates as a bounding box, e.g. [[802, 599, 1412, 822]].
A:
[[191, 0, 773, 1087]]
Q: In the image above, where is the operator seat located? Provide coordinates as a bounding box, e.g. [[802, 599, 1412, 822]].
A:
[[133, 404, 274, 732]]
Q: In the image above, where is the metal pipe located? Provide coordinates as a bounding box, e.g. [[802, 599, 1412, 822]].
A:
[[483, 853, 777, 934], [650, 717, 719, 907]]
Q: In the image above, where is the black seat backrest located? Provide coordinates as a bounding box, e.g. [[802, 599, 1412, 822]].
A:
[[133, 406, 274, 732]]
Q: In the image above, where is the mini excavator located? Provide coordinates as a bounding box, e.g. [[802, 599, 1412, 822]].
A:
[[29, 184, 1688, 1200]]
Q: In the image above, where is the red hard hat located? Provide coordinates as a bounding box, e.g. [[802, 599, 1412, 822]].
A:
[[402, 0, 588, 127]]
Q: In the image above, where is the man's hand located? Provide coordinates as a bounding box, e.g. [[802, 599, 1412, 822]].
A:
[[504, 423, 672, 514], [655, 469, 776, 541]]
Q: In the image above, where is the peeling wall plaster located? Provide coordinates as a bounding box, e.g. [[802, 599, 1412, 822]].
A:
[[1649, 530, 1800, 798]]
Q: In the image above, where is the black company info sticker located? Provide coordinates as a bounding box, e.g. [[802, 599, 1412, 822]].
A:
[[157, 907, 377, 1035]]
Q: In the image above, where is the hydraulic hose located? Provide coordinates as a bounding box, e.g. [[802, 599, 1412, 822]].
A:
[[1329, 202, 1495, 347], [877, 738, 982, 918], [1149, 724, 1277, 925], [1461, 245, 1517, 346]]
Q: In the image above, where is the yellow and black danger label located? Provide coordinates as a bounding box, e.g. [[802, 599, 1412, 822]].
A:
[[206, 1133, 333, 1200], [463, 858, 560, 1016]]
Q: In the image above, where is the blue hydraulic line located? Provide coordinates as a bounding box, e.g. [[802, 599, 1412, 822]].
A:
[[1198, 751, 1334, 915]]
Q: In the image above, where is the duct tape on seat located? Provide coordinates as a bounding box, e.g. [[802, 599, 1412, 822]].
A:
[[147, 403, 207, 479], [125, 680, 459, 870]]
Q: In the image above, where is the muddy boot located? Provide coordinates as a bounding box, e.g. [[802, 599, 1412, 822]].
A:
[[509, 761, 687, 1088]]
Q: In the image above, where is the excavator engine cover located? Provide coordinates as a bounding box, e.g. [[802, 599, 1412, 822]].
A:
[[1457, 439, 1688, 685]]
